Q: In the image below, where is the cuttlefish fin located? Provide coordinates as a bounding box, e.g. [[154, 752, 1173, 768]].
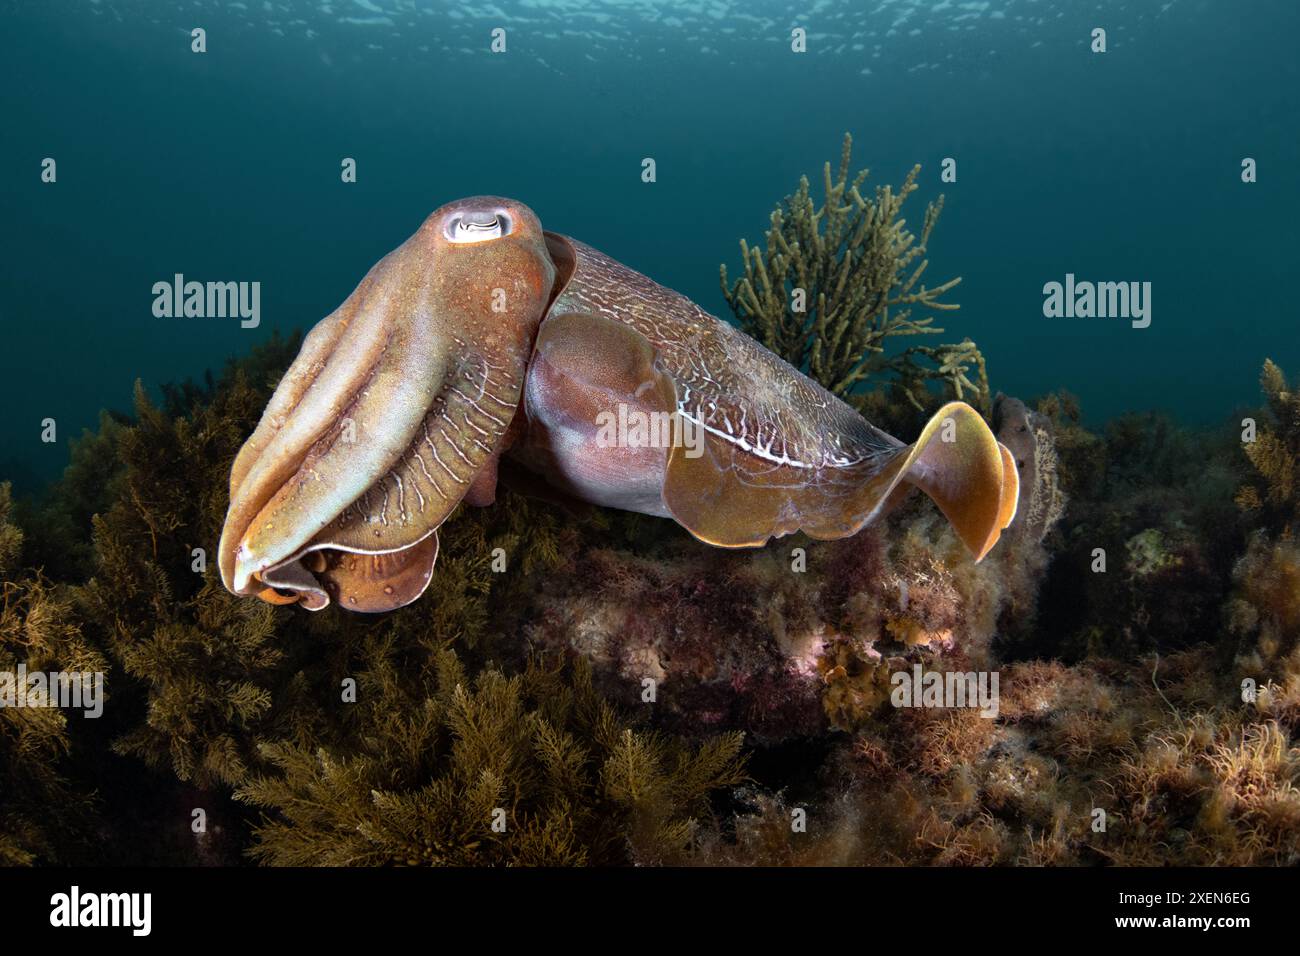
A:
[[662, 390, 899, 547], [997, 442, 1021, 532], [663, 401, 1017, 561], [897, 402, 1020, 560], [662, 425, 801, 548]]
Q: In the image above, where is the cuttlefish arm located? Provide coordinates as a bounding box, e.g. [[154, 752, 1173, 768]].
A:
[[217, 197, 556, 611], [514, 234, 1019, 560]]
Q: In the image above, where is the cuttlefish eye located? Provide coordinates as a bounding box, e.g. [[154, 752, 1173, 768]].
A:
[[445, 210, 511, 243]]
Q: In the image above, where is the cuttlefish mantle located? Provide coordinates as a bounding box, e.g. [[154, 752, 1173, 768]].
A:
[[218, 196, 1019, 613]]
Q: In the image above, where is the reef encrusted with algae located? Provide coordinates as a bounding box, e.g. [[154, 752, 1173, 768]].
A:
[[4, 332, 1297, 869], [521, 490, 1058, 742]]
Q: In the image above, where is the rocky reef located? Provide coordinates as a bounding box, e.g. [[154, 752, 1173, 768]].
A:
[[8, 346, 1295, 866]]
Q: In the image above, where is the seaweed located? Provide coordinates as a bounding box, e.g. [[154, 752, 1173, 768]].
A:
[[720, 132, 988, 420], [0, 483, 104, 864], [1238, 359, 1300, 534], [698, 653, 1300, 866], [236, 652, 746, 866]]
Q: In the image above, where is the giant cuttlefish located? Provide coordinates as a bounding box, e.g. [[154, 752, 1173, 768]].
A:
[[218, 197, 1019, 612]]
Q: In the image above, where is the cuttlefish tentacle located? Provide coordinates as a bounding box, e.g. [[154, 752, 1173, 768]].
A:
[[218, 269, 382, 595], [219, 200, 1018, 615], [217, 197, 556, 611]]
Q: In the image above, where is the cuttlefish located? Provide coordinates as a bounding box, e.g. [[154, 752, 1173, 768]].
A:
[[217, 197, 1019, 612]]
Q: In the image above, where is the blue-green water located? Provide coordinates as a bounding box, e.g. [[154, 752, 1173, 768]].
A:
[[2, 0, 1296, 492]]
